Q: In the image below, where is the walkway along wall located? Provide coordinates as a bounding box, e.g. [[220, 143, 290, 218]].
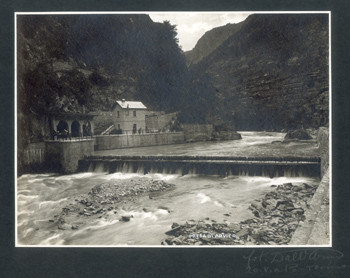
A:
[[94, 132, 185, 150], [317, 127, 329, 177], [45, 139, 94, 173], [289, 127, 330, 245]]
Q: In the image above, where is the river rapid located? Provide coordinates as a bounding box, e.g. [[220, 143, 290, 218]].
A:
[[17, 172, 319, 246], [17, 131, 320, 246]]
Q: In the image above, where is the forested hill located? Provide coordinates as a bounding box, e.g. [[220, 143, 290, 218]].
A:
[[17, 13, 329, 141], [181, 14, 329, 130], [17, 14, 188, 117]]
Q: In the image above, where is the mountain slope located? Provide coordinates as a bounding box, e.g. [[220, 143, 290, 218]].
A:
[[17, 14, 189, 173], [184, 21, 244, 66], [182, 14, 329, 130]]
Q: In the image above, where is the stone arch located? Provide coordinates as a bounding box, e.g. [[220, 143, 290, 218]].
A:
[[71, 120, 81, 138], [83, 120, 91, 137], [57, 120, 68, 133]]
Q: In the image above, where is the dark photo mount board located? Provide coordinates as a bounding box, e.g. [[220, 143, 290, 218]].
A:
[[2, 0, 350, 277]]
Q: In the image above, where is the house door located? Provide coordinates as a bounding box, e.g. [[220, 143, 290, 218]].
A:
[[133, 124, 137, 134]]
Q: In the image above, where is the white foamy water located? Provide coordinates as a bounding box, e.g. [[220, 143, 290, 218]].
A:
[[16, 132, 320, 246], [17, 172, 319, 246]]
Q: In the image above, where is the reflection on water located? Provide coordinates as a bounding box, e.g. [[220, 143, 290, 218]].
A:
[[17, 172, 319, 246]]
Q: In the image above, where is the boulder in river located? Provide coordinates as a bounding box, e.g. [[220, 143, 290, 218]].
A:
[[120, 215, 133, 222], [284, 129, 313, 140]]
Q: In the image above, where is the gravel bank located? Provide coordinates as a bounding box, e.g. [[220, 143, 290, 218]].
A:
[[161, 181, 319, 246], [50, 179, 175, 230]]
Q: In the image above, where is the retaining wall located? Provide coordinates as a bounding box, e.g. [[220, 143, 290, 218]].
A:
[[181, 124, 214, 141], [289, 127, 330, 245], [94, 132, 185, 150], [45, 139, 94, 173], [317, 127, 329, 177], [145, 112, 178, 130]]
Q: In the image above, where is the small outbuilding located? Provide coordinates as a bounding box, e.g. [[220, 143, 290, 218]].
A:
[[111, 99, 147, 134]]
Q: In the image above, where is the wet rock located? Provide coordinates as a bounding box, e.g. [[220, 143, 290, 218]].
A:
[[71, 225, 79, 230], [143, 207, 152, 212], [186, 220, 196, 227], [165, 226, 182, 236], [120, 215, 133, 222], [58, 223, 71, 230], [228, 223, 241, 232], [262, 199, 278, 210], [171, 222, 180, 229], [284, 129, 313, 140], [276, 200, 295, 211], [170, 237, 183, 245], [270, 217, 280, 226], [236, 228, 249, 238], [291, 208, 304, 215]]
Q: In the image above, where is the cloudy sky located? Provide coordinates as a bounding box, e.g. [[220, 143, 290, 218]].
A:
[[149, 13, 251, 51]]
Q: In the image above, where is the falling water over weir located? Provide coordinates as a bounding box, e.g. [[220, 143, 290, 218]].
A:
[[17, 132, 323, 245], [79, 156, 321, 178]]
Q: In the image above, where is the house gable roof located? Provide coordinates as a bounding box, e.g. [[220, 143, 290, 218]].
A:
[[112, 100, 147, 110]]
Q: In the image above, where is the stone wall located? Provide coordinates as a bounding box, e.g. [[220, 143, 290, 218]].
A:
[[94, 132, 185, 150], [45, 139, 94, 173], [145, 112, 178, 130], [316, 127, 329, 177], [93, 112, 114, 135], [181, 124, 214, 141]]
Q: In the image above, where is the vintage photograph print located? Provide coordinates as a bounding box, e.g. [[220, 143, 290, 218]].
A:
[[16, 12, 330, 247]]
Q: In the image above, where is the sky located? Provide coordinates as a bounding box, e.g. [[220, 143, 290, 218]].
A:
[[149, 13, 251, 51]]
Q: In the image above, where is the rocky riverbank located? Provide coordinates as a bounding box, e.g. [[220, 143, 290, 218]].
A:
[[161, 181, 319, 245], [50, 179, 175, 230]]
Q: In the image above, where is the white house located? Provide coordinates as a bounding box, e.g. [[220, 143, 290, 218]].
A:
[[111, 99, 147, 134]]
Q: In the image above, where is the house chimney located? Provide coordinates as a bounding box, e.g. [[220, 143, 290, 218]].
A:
[[122, 99, 125, 103]]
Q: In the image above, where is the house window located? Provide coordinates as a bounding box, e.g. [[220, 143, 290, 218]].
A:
[[133, 124, 137, 134], [118, 124, 120, 130], [126, 110, 129, 116], [117, 111, 120, 117], [133, 111, 136, 117]]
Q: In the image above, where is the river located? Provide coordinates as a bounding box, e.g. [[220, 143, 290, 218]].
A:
[[16, 132, 320, 246]]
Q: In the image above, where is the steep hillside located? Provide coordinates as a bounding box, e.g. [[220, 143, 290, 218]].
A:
[[17, 14, 189, 172], [184, 21, 244, 66], [181, 14, 329, 130]]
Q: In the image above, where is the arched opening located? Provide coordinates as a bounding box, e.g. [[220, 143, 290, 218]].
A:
[[57, 120, 68, 133], [56, 120, 69, 140], [71, 120, 81, 138], [83, 121, 91, 137]]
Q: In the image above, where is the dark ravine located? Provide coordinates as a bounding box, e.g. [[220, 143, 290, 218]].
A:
[[161, 181, 319, 245]]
